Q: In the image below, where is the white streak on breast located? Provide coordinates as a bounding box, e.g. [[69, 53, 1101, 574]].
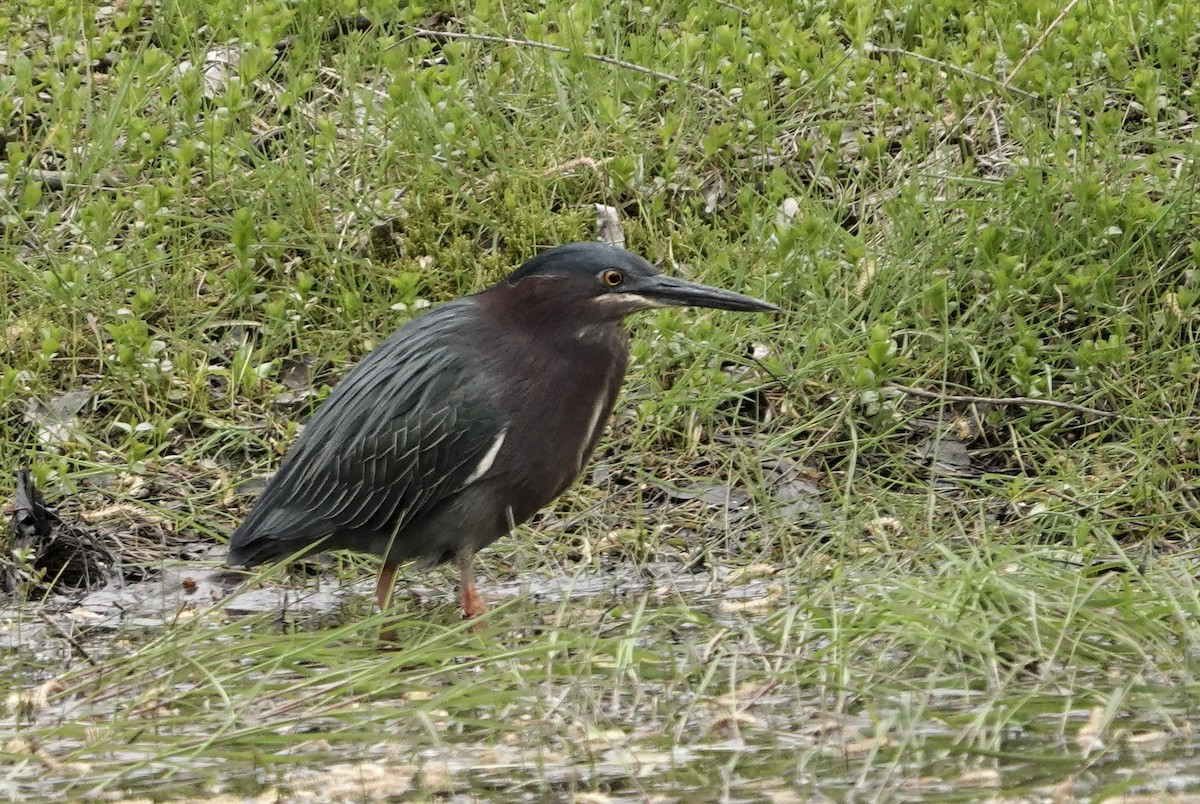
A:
[[577, 389, 610, 472], [464, 428, 507, 485]]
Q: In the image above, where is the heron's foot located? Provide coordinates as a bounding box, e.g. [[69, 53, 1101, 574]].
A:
[[457, 550, 487, 631], [461, 582, 487, 632], [461, 583, 486, 619]]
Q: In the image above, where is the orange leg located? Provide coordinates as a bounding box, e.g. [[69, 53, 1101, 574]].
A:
[[375, 562, 403, 645], [375, 561, 399, 612], [457, 552, 487, 625]]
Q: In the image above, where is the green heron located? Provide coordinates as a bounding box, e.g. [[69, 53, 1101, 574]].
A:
[[226, 242, 777, 622]]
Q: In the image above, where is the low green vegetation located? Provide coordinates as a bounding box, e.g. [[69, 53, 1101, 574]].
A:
[[2, 0, 1199, 798]]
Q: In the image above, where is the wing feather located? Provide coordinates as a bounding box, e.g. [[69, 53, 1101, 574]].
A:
[[227, 302, 504, 565]]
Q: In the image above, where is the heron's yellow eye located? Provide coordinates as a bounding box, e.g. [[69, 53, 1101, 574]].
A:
[[601, 269, 624, 287]]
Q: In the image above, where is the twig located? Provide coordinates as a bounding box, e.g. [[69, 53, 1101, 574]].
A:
[[397, 27, 727, 102], [913, 0, 1076, 165], [38, 610, 97, 667], [3, 168, 126, 191], [750, 352, 792, 393], [885, 382, 1120, 420], [975, 0, 1082, 147], [714, 0, 751, 14], [868, 46, 1039, 101], [271, 15, 725, 100], [996, 0, 1083, 95]]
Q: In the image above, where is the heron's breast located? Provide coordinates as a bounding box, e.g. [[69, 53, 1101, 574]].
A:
[[493, 342, 627, 518]]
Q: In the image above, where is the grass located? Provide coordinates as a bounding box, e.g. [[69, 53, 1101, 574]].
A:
[[3, 0, 1200, 798]]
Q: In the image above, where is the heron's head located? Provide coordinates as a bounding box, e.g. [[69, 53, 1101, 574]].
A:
[[500, 242, 780, 322]]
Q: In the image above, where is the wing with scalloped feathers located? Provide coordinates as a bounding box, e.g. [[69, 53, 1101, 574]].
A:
[[226, 302, 504, 566]]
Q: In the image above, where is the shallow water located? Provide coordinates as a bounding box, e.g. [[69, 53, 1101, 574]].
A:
[[3, 554, 1199, 801]]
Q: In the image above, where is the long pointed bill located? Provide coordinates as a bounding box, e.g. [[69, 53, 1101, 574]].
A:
[[635, 274, 781, 313]]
